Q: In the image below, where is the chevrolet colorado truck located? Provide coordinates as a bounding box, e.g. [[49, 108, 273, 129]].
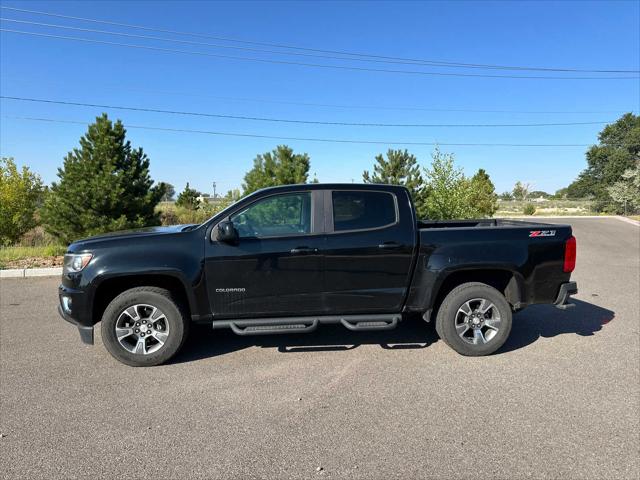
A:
[[58, 184, 577, 366]]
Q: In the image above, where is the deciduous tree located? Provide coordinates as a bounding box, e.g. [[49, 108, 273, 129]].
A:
[[159, 182, 176, 202], [421, 148, 474, 220], [512, 181, 531, 201], [565, 113, 640, 210], [0, 157, 43, 245], [608, 161, 640, 214]]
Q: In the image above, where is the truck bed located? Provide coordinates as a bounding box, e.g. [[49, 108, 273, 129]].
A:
[[417, 218, 554, 229]]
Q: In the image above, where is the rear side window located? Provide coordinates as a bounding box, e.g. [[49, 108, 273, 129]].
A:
[[332, 191, 397, 232]]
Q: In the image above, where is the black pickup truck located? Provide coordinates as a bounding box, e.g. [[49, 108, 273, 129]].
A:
[[58, 184, 577, 366]]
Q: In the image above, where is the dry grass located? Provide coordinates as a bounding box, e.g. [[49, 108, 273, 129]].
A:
[[0, 245, 66, 269], [157, 200, 233, 225], [496, 199, 597, 217]]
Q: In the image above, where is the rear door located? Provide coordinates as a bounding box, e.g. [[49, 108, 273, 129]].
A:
[[323, 188, 416, 313]]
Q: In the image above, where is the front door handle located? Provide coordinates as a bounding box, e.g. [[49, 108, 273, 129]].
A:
[[378, 242, 402, 250], [290, 247, 319, 255]]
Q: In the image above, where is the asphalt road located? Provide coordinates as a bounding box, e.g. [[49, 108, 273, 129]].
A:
[[1, 217, 638, 479]]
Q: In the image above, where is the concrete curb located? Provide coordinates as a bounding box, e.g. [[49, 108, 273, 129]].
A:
[[0, 267, 62, 279]]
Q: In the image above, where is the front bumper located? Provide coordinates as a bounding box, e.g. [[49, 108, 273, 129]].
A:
[[58, 283, 95, 344], [554, 281, 578, 310], [58, 305, 94, 344]]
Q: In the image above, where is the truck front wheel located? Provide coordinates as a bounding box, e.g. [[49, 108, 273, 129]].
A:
[[435, 282, 512, 356], [100, 287, 189, 367]]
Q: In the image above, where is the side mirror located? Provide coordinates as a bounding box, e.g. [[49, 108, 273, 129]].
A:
[[216, 220, 238, 244]]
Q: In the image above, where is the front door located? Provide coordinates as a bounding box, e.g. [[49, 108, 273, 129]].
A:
[[205, 191, 325, 318]]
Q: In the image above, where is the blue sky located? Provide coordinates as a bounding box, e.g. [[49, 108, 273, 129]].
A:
[[1, 0, 638, 196]]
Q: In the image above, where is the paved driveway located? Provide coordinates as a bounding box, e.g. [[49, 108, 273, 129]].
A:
[[1, 217, 638, 479]]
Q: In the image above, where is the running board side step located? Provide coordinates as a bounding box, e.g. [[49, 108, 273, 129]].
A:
[[212, 313, 401, 336]]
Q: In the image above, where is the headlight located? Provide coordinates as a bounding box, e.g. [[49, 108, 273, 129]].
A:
[[63, 253, 93, 273]]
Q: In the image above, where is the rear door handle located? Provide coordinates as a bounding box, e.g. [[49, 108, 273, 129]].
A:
[[378, 242, 402, 250], [290, 247, 319, 255]]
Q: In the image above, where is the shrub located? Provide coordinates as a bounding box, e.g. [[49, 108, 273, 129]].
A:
[[15, 226, 61, 247], [158, 199, 234, 226], [523, 203, 536, 215]]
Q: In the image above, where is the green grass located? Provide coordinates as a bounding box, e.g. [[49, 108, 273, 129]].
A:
[[0, 244, 66, 269]]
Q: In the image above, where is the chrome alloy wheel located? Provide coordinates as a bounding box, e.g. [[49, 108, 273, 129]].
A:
[[115, 304, 170, 355], [455, 298, 501, 345]]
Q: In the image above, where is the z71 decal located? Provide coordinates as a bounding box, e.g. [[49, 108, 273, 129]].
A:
[[529, 230, 556, 237]]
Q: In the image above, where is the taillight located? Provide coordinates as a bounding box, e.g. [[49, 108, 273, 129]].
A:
[[563, 235, 576, 273]]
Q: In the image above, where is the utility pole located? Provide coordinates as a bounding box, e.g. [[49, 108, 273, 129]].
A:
[[212, 181, 217, 199]]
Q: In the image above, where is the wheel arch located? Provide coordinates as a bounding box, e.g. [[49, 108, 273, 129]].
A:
[[92, 273, 194, 325], [430, 268, 524, 319]]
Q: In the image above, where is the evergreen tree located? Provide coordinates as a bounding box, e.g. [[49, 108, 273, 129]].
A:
[[40, 114, 165, 243], [363, 149, 425, 211], [468, 169, 498, 217], [242, 145, 310, 195], [175, 183, 201, 210]]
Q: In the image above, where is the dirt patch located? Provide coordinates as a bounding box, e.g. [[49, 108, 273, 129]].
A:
[[3, 256, 64, 269]]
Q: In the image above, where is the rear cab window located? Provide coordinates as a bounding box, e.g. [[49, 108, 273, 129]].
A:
[[332, 190, 397, 231]]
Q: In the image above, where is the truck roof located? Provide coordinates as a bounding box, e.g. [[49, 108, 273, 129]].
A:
[[253, 183, 409, 193]]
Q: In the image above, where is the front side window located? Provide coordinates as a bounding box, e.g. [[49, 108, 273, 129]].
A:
[[332, 191, 397, 231], [230, 192, 312, 238]]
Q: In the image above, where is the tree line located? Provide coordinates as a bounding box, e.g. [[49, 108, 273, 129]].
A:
[[558, 113, 639, 213], [1, 112, 638, 246]]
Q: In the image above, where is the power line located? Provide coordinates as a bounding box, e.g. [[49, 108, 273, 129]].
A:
[[3, 17, 639, 79], [1, 17, 465, 69], [2, 115, 596, 147], [1, 76, 629, 114], [0, 96, 613, 128], [1, 28, 638, 81], [2, 5, 638, 74], [0, 18, 605, 73]]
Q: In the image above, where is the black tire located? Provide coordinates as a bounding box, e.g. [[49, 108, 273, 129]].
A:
[[100, 287, 190, 367], [435, 282, 512, 356]]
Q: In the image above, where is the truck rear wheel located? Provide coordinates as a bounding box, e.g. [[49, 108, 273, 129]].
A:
[[100, 287, 189, 367], [435, 282, 512, 356]]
